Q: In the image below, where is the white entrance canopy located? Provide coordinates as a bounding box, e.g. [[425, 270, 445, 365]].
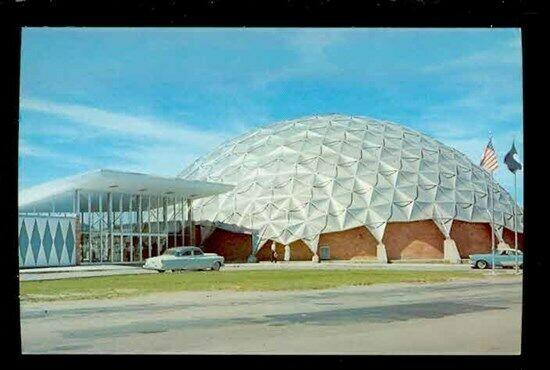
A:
[[18, 169, 234, 213]]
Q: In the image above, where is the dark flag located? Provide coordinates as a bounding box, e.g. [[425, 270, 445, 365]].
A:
[[504, 142, 522, 173]]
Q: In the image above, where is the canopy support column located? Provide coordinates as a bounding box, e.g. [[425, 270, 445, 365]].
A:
[[98, 193, 103, 263], [119, 194, 124, 262], [172, 195, 177, 249], [74, 189, 81, 264], [73, 190, 79, 214], [187, 199, 194, 246], [162, 196, 168, 251], [180, 196, 185, 247], [138, 194, 143, 261], [87, 193, 92, 262], [108, 192, 114, 262], [129, 195, 134, 262], [147, 195, 152, 258], [156, 195, 161, 255]]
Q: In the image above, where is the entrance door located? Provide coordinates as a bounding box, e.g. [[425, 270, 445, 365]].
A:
[[319, 246, 330, 260]]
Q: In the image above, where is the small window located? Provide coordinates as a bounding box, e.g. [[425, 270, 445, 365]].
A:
[[193, 249, 204, 256], [180, 250, 192, 256]]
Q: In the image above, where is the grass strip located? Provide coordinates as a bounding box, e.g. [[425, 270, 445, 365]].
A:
[[20, 268, 485, 302]]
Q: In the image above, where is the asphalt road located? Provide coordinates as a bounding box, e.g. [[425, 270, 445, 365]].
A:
[[20, 277, 522, 354]]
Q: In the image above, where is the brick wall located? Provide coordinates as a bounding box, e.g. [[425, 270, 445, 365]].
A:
[[202, 228, 252, 262], [200, 220, 525, 262], [318, 226, 378, 260], [450, 220, 492, 257], [256, 239, 314, 261], [383, 220, 445, 260], [502, 227, 525, 251]]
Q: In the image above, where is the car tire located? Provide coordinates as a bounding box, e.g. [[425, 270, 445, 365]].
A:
[[157, 270, 165, 273], [476, 260, 488, 269], [212, 262, 221, 271]]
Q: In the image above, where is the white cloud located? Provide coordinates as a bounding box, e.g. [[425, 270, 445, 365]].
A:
[[412, 33, 524, 204], [422, 36, 522, 74], [19, 139, 56, 158], [250, 29, 344, 89], [19, 97, 250, 182], [20, 98, 231, 149], [19, 138, 94, 167], [102, 143, 206, 177], [412, 35, 523, 204]]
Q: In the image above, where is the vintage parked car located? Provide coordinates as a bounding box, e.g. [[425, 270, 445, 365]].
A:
[[469, 249, 523, 269], [143, 246, 224, 272]]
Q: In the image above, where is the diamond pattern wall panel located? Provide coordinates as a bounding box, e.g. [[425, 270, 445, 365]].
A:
[[19, 220, 29, 265], [180, 114, 523, 254], [18, 216, 77, 268], [43, 221, 54, 264]]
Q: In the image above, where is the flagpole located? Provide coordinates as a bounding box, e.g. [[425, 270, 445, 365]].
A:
[[513, 170, 519, 273], [503, 138, 522, 274], [487, 132, 496, 275], [490, 172, 496, 275], [481, 133, 498, 275]]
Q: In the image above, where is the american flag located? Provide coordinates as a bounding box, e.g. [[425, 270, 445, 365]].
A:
[[480, 138, 499, 173]]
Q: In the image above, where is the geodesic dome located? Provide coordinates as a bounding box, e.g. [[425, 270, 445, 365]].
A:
[[180, 114, 523, 255]]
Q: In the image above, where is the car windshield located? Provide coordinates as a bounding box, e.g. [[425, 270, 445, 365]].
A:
[[163, 248, 181, 256]]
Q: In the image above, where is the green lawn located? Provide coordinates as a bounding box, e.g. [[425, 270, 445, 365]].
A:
[[20, 269, 484, 303]]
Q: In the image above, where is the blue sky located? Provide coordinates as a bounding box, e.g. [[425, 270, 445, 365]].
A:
[[19, 28, 524, 204]]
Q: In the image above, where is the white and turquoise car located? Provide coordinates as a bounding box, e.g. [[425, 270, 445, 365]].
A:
[[143, 246, 224, 272], [469, 249, 523, 269]]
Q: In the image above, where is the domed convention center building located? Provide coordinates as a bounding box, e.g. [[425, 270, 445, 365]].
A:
[[181, 114, 524, 263]]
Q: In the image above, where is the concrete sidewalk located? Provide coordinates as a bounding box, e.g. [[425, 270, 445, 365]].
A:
[[19, 260, 479, 281], [20, 266, 156, 281], [224, 261, 472, 270], [21, 264, 143, 274]]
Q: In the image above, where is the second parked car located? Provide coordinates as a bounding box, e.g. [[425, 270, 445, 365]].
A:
[[469, 249, 523, 269]]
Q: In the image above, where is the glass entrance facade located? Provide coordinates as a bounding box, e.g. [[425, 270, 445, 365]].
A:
[[78, 191, 191, 263]]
